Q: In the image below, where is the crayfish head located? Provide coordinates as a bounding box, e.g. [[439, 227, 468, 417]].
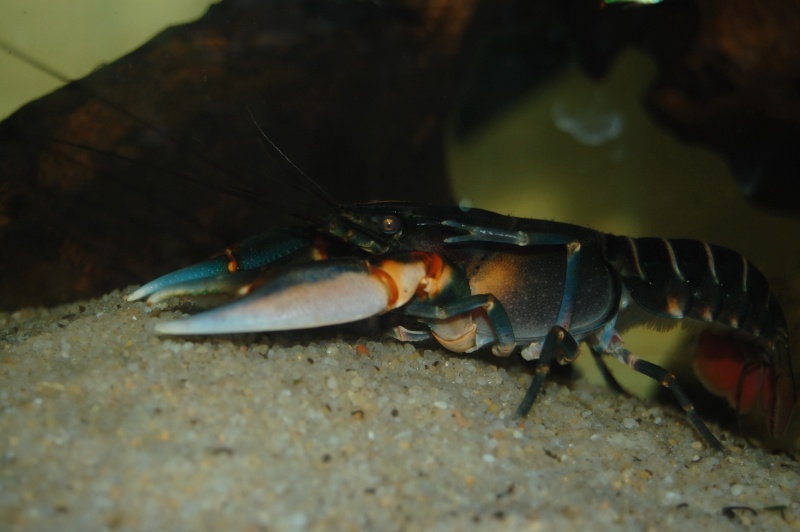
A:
[[326, 205, 409, 254]]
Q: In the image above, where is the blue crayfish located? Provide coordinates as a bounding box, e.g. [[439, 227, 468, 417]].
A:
[[129, 200, 797, 450]]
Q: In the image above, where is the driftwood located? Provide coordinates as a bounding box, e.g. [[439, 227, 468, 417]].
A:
[[1, 0, 798, 309], [569, 0, 800, 212], [0, 0, 518, 308]]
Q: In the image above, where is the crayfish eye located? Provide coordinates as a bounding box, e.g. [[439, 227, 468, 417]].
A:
[[381, 215, 402, 234]]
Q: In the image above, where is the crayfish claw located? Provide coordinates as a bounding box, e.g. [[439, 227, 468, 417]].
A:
[[127, 256, 244, 302], [141, 271, 262, 305], [154, 259, 395, 335]]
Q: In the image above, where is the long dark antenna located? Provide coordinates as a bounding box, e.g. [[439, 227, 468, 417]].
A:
[[0, 38, 324, 211], [0, 40, 181, 146], [244, 105, 339, 209]]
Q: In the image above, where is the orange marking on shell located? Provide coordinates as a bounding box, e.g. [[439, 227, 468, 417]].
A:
[[311, 237, 329, 261], [405, 251, 447, 300], [421, 251, 444, 279], [466, 252, 524, 304], [369, 266, 399, 308], [224, 248, 238, 272], [664, 296, 684, 318]]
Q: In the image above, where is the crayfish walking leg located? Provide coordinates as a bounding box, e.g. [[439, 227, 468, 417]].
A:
[[515, 325, 580, 418], [597, 337, 724, 450], [515, 241, 583, 418]]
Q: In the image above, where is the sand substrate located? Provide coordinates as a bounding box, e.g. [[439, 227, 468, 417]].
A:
[[1, 289, 798, 530]]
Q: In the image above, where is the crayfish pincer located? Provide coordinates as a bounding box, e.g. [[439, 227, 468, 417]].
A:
[[129, 202, 797, 450]]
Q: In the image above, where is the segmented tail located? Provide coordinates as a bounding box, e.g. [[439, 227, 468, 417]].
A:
[[602, 234, 796, 436]]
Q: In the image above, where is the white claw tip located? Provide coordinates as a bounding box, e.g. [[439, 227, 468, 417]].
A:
[[127, 287, 149, 302], [154, 320, 186, 335]]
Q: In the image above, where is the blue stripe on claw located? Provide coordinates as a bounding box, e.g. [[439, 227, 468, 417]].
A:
[[127, 231, 310, 302]]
